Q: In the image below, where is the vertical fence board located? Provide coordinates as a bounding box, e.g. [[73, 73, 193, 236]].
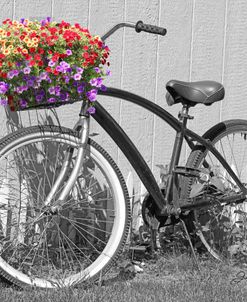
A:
[[88, 0, 125, 162], [118, 0, 159, 192], [188, 0, 226, 136], [14, 0, 52, 20], [222, 0, 247, 120], [153, 0, 193, 176]]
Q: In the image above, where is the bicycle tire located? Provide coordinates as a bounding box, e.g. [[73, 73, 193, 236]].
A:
[[0, 125, 130, 288], [181, 119, 247, 260]]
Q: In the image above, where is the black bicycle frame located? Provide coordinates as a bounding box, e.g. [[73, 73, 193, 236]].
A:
[[94, 87, 247, 213]]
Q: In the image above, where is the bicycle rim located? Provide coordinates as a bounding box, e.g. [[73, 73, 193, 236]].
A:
[[0, 125, 130, 288], [183, 120, 247, 260]]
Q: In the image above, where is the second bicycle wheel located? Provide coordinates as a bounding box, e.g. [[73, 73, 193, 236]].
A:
[[0, 125, 130, 288], [181, 119, 247, 260]]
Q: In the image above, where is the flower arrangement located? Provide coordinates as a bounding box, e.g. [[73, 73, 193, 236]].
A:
[[0, 17, 110, 113]]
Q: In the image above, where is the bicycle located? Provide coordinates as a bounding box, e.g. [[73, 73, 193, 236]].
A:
[[0, 20, 246, 288]]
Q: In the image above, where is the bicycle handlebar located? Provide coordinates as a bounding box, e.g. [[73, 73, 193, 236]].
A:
[[135, 20, 167, 36], [101, 21, 167, 42]]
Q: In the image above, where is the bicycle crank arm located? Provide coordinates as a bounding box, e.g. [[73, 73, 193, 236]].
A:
[[179, 193, 247, 212]]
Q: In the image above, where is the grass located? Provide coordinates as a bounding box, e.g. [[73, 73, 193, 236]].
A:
[[1, 252, 247, 302]]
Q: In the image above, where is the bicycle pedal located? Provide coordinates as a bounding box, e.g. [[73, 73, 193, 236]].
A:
[[174, 166, 201, 177]]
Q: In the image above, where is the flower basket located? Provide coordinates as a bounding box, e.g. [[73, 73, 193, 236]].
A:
[[0, 17, 110, 113]]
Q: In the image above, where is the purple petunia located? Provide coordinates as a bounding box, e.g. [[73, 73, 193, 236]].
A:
[[73, 73, 82, 81], [48, 60, 56, 67], [0, 82, 9, 94], [60, 91, 69, 101], [40, 72, 48, 80], [56, 65, 64, 73], [35, 95, 43, 102], [7, 71, 14, 79], [66, 49, 72, 56], [41, 17, 51, 27], [87, 107, 96, 114], [19, 99, 28, 108], [106, 69, 112, 76], [55, 86, 61, 96], [76, 67, 83, 74], [89, 77, 103, 88], [41, 20, 46, 26], [89, 78, 97, 86], [48, 86, 56, 94], [100, 85, 107, 91], [64, 75, 70, 83], [77, 85, 84, 94], [94, 67, 101, 74], [23, 67, 31, 74], [86, 89, 98, 102], [60, 61, 70, 69], [27, 80, 34, 87], [0, 98, 7, 106], [7, 69, 20, 79], [48, 97, 56, 103]]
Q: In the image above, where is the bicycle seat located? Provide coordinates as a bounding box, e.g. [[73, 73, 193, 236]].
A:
[[166, 80, 225, 106]]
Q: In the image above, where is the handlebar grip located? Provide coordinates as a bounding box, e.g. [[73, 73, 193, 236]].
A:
[[135, 20, 167, 36]]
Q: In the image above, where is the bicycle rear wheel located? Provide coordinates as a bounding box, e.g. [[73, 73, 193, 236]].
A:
[[181, 120, 247, 260], [0, 125, 130, 288]]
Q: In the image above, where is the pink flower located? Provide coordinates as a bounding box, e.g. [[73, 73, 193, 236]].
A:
[[87, 106, 96, 114], [66, 49, 72, 56], [73, 73, 81, 81], [23, 67, 31, 74]]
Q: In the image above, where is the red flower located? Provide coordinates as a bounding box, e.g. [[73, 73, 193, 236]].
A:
[[48, 27, 57, 35], [29, 32, 36, 39], [45, 67, 52, 73], [24, 54, 32, 60], [0, 72, 7, 78], [83, 52, 89, 59], [34, 54, 41, 61], [29, 47, 36, 53], [29, 60, 36, 66], [97, 41, 103, 48], [38, 48, 45, 54]]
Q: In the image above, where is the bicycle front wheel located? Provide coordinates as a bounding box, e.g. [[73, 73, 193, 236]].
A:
[[181, 120, 247, 260], [0, 125, 130, 288]]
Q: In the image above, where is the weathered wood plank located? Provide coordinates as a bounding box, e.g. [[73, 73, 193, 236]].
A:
[[87, 0, 125, 164], [53, 0, 88, 24], [14, 0, 52, 20], [221, 0, 247, 121], [153, 0, 193, 177], [118, 0, 159, 189], [188, 0, 226, 136]]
